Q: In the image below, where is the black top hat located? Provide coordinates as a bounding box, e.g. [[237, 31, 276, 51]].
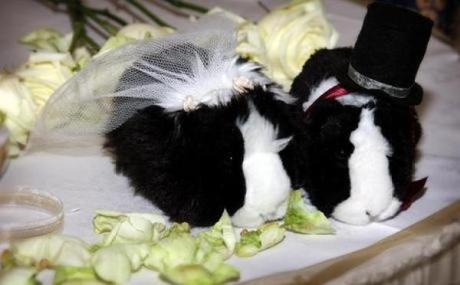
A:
[[336, 2, 433, 105]]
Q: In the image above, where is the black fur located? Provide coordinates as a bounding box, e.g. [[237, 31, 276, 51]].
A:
[[289, 48, 421, 217], [105, 98, 249, 226], [373, 101, 421, 201], [302, 100, 362, 216], [290, 47, 352, 103]]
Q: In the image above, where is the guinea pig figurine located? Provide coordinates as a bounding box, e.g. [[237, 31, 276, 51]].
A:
[[289, 48, 421, 225], [288, 3, 432, 225], [104, 42, 296, 227]]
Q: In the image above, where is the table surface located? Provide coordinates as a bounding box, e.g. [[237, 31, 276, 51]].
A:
[[1, 0, 460, 284]]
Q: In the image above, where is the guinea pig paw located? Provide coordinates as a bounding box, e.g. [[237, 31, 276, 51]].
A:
[[332, 200, 372, 225], [260, 198, 288, 222], [375, 198, 402, 222], [273, 199, 289, 220], [231, 206, 265, 228], [231, 199, 288, 228]]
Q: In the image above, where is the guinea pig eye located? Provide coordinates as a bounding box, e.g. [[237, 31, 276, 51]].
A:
[[334, 148, 348, 161], [335, 143, 354, 161], [223, 150, 240, 167]]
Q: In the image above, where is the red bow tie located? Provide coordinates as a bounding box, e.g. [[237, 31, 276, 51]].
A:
[[303, 83, 351, 121]]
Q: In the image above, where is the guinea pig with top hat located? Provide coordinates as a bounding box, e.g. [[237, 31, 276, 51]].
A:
[[288, 3, 433, 225], [104, 39, 297, 228]]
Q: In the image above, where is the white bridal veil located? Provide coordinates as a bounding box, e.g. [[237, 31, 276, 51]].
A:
[[28, 15, 274, 153]]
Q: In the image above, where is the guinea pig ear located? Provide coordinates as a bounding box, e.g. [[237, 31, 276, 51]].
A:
[[273, 136, 292, 152]]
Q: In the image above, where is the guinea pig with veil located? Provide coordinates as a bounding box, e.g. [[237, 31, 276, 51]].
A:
[[30, 18, 299, 228], [104, 46, 297, 227]]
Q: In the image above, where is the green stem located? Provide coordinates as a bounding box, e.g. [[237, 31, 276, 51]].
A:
[[42, 0, 65, 5], [125, 0, 173, 28], [257, 1, 271, 13], [83, 34, 101, 53], [67, 0, 86, 53], [66, 0, 102, 55], [85, 10, 119, 35], [85, 7, 128, 26], [160, 0, 208, 13]]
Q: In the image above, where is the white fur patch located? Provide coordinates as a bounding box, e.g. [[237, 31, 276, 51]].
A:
[[302, 77, 339, 111], [236, 104, 291, 155], [268, 85, 297, 104], [232, 104, 291, 227], [332, 108, 394, 225], [376, 198, 402, 221], [336, 93, 375, 107]]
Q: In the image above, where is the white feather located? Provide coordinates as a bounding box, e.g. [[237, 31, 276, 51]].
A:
[[146, 55, 293, 112]]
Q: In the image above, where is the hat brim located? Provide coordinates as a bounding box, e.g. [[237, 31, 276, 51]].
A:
[[335, 60, 423, 106]]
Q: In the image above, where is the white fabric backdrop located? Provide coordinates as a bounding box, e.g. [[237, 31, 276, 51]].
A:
[[0, 0, 459, 284]]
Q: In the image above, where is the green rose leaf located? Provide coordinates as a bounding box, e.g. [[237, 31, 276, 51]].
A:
[[196, 210, 236, 260], [91, 243, 150, 284], [0, 267, 39, 285], [161, 263, 239, 285], [11, 235, 91, 268], [53, 266, 107, 285], [235, 222, 285, 257], [283, 190, 335, 234], [144, 223, 197, 272], [93, 210, 166, 246]]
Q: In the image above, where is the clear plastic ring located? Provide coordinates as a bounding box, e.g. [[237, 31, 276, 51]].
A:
[[0, 188, 64, 241]]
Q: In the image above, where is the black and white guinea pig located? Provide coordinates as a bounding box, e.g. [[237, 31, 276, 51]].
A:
[[104, 44, 296, 227], [289, 48, 421, 225]]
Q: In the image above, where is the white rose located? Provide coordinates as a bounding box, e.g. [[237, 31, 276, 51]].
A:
[[16, 29, 91, 109], [0, 28, 91, 156], [237, 22, 268, 70], [207, 8, 269, 81], [229, 0, 338, 90], [257, 0, 338, 89], [118, 23, 175, 40], [16, 51, 75, 109], [0, 73, 37, 155], [20, 28, 72, 52], [97, 23, 175, 56], [207, 7, 246, 24]]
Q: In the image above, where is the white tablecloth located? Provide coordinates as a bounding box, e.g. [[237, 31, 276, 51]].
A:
[[1, 0, 459, 284]]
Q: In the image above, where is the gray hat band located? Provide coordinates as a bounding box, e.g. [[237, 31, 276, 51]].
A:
[[347, 64, 412, 98]]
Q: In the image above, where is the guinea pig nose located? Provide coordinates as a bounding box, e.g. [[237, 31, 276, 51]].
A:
[[363, 101, 376, 109], [365, 210, 380, 223]]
